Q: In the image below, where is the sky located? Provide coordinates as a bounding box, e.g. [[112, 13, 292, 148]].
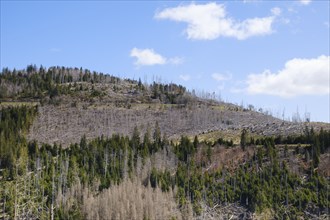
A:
[[1, 0, 329, 122]]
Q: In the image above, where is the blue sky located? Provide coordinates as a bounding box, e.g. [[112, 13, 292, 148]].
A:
[[1, 1, 329, 122]]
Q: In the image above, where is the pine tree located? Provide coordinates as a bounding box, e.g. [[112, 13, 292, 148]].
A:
[[240, 128, 248, 151]]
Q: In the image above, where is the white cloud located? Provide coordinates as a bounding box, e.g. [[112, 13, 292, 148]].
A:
[[246, 55, 330, 98], [271, 7, 282, 16], [130, 48, 166, 66], [155, 2, 278, 40], [130, 48, 183, 67], [299, 0, 311, 5], [211, 73, 232, 81], [243, 0, 261, 3], [179, 74, 191, 81]]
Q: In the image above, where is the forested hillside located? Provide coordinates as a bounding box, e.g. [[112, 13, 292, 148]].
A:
[[0, 65, 329, 219]]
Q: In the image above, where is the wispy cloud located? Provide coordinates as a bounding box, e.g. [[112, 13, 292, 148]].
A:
[[130, 48, 183, 67], [211, 72, 232, 91], [271, 7, 282, 16], [299, 0, 312, 5], [211, 72, 232, 81], [168, 57, 184, 65], [179, 74, 191, 81], [246, 55, 330, 98], [155, 2, 280, 40], [242, 0, 261, 4]]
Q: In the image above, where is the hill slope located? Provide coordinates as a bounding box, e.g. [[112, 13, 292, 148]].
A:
[[1, 65, 327, 146], [1, 65, 329, 219]]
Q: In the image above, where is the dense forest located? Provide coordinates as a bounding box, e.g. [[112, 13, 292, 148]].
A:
[[1, 105, 329, 219], [0, 66, 329, 219]]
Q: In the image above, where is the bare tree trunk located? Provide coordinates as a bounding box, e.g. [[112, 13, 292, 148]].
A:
[[104, 146, 108, 178], [51, 165, 55, 220], [14, 163, 18, 220]]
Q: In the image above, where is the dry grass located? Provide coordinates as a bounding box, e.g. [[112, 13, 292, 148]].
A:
[[318, 152, 330, 177], [0, 101, 39, 108], [196, 130, 241, 145], [195, 145, 255, 173]]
